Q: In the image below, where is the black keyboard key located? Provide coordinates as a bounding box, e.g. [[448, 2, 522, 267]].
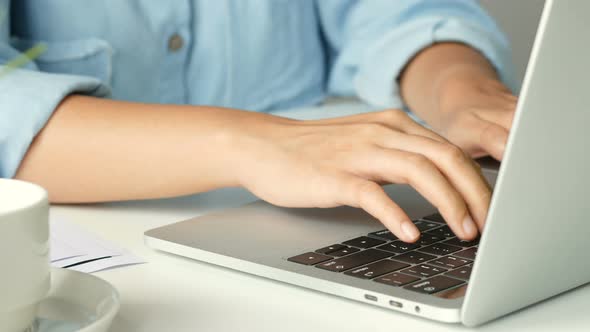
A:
[[429, 256, 472, 269], [374, 273, 420, 287], [344, 259, 409, 279], [413, 220, 442, 232], [343, 236, 386, 249], [425, 225, 454, 238], [446, 265, 473, 281], [417, 234, 445, 246], [421, 213, 446, 224], [404, 275, 465, 294], [392, 251, 437, 265], [419, 243, 462, 256], [288, 252, 332, 265], [400, 264, 447, 278], [329, 247, 360, 257], [377, 240, 420, 254], [454, 247, 478, 260], [443, 237, 479, 247], [316, 249, 393, 272], [368, 229, 398, 241], [315, 244, 347, 255]]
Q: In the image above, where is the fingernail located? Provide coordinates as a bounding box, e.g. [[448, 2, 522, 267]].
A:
[[462, 215, 478, 238], [401, 221, 420, 241]]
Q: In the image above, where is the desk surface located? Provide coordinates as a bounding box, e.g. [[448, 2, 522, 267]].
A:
[[51, 104, 589, 332]]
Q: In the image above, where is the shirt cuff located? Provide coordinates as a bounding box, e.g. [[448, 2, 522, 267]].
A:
[[354, 16, 517, 109], [0, 68, 110, 178]]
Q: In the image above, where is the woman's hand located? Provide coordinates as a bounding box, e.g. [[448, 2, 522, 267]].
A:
[[230, 109, 491, 242], [398, 42, 517, 161], [434, 76, 518, 161]]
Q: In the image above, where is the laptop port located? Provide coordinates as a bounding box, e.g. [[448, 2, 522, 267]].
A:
[[364, 294, 378, 302], [389, 300, 403, 308]]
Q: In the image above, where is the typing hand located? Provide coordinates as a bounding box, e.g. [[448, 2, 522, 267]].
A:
[[232, 109, 491, 242], [435, 78, 518, 161]]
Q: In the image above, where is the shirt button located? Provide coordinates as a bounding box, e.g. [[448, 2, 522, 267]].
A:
[[168, 33, 184, 52]]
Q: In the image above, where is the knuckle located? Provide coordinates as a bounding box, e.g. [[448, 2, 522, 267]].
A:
[[405, 153, 434, 174], [440, 143, 467, 165], [406, 153, 429, 166], [480, 125, 506, 151], [480, 123, 495, 139], [355, 181, 380, 203], [480, 121, 504, 141]]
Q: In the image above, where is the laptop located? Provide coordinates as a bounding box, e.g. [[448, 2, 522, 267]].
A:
[[145, 0, 590, 326]]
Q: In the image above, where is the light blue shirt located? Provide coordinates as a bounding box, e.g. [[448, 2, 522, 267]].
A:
[[0, 0, 515, 178]]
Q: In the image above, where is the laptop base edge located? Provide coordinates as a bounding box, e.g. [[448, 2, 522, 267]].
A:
[[145, 235, 462, 324]]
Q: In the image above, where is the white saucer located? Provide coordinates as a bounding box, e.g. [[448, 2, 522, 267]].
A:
[[35, 268, 120, 332]]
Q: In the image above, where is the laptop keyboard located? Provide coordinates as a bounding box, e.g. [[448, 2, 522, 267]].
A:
[[287, 213, 476, 296]]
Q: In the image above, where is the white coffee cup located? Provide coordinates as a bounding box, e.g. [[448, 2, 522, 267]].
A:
[[0, 179, 50, 332]]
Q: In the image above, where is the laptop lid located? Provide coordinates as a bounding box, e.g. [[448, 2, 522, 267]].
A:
[[462, 0, 590, 326]]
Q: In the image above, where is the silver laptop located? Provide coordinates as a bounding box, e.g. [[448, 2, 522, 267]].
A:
[[145, 0, 590, 326]]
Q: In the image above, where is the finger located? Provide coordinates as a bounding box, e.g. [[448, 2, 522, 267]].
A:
[[450, 113, 510, 161], [378, 133, 491, 232], [354, 148, 478, 240], [476, 108, 515, 131], [476, 118, 510, 161], [339, 176, 420, 243]]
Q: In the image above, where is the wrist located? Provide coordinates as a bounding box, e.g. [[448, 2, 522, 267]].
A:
[[186, 108, 267, 190], [223, 111, 299, 188]]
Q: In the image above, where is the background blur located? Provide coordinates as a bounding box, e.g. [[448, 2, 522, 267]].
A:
[[480, 0, 545, 87]]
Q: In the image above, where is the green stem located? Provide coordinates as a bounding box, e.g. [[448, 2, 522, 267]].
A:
[[0, 43, 47, 79]]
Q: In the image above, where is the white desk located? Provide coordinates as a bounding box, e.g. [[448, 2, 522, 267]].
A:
[[51, 104, 589, 332]]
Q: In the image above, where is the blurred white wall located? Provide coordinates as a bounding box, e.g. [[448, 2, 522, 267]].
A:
[[479, 0, 545, 86]]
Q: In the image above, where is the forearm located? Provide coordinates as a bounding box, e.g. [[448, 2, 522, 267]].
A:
[[15, 95, 250, 203], [400, 42, 510, 127]]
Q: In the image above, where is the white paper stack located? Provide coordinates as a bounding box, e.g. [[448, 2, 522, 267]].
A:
[[50, 216, 145, 273]]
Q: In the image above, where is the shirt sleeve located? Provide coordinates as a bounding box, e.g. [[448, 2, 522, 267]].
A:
[[316, 0, 517, 109], [0, 1, 110, 178]]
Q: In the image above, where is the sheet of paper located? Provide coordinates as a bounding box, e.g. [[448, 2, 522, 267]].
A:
[[67, 253, 145, 273], [49, 236, 86, 262], [50, 215, 145, 273]]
